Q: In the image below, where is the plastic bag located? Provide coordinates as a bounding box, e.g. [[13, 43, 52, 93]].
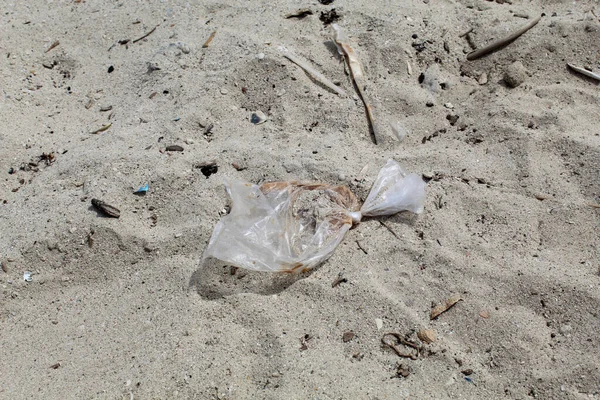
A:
[[202, 160, 425, 273]]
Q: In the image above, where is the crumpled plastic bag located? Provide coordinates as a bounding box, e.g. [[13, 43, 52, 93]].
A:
[[203, 160, 426, 273]]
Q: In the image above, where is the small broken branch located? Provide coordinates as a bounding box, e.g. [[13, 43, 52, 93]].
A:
[[279, 46, 346, 96], [332, 24, 379, 144], [567, 64, 600, 82], [467, 14, 543, 61], [45, 40, 60, 53], [132, 25, 159, 44], [202, 30, 217, 48]]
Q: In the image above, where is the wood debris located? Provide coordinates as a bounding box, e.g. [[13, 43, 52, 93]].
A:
[[285, 9, 313, 19], [382, 333, 422, 359], [1, 260, 7, 273], [331, 271, 347, 287], [467, 14, 543, 61], [279, 46, 346, 96], [332, 24, 379, 143], [202, 30, 217, 48], [132, 25, 159, 44], [91, 198, 120, 218], [430, 293, 463, 320], [45, 40, 60, 53], [567, 63, 600, 82], [90, 123, 112, 134]]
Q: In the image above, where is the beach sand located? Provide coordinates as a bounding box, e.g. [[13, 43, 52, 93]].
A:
[[1, 0, 599, 398]]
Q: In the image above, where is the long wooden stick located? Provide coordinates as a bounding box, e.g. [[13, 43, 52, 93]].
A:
[[567, 63, 600, 82], [467, 14, 543, 61], [332, 24, 379, 144]]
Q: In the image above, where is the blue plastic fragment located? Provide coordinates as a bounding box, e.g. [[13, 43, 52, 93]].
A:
[[464, 377, 473, 384], [135, 183, 149, 193]]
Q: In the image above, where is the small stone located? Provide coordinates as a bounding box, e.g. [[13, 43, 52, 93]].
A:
[[257, 52, 265, 60], [396, 363, 411, 378], [69, 227, 77, 234], [504, 61, 527, 88], [342, 331, 355, 342], [478, 72, 488, 85], [479, 310, 490, 319], [446, 114, 459, 126], [426, 101, 434, 107], [444, 102, 454, 109], [184, 138, 194, 145], [250, 111, 267, 125], [176, 42, 190, 54], [165, 145, 184, 152], [461, 369, 474, 376], [220, 88, 228, 95], [375, 318, 383, 331], [417, 328, 437, 344], [338, 174, 346, 181]]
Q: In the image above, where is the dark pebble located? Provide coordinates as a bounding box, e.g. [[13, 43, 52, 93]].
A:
[[107, 65, 114, 73]]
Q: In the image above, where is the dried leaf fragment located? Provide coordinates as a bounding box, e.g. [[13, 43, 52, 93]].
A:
[[91, 198, 120, 218], [1, 261, 8, 273], [417, 328, 437, 344], [479, 310, 490, 319], [430, 293, 463, 320], [50, 362, 61, 369]]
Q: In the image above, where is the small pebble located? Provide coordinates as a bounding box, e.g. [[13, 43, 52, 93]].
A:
[[504, 61, 527, 88], [478, 72, 488, 85], [250, 111, 267, 125], [444, 102, 454, 109], [257, 52, 265, 60], [220, 88, 228, 95], [184, 138, 194, 145]]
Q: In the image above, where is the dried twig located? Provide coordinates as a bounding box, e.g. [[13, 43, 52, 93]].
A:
[[90, 123, 112, 134], [332, 24, 379, 144], [382, 333, 422, 359], [279, 46, 346, 96], [202, 30, 217, 48], [430, 293, 463, 319], [331, 272, 347, 288], [132, 25, 159, 44], [91, 199, 120, 218], [45, 40, 60, 53], [467, 14, 543, 61], [567, 64, 600, 82]]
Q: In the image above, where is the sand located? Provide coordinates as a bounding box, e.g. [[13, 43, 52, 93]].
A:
[[1, 0, 599, 398]]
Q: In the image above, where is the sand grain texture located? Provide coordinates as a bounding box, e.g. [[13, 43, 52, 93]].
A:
[[1, 1, 599, 399]]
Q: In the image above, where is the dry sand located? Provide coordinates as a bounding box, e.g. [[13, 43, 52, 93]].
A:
[[1, 0, 599, 398]]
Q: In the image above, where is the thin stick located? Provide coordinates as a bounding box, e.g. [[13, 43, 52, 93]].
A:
[[202, 30, 217, 48], [132, 25, 159, 44], [332, 24, 379, 144], [467, 14, 543, 61], [567, 64, 600, 82], [90, 123, 112, 134], [279, 47, 346, 96], [45, 40, 60, 53]]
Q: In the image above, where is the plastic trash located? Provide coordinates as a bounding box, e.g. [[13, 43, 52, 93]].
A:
[[202, 159, 425, 273]]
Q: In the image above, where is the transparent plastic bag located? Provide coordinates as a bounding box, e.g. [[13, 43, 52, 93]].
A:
[[202, 160, 425, 273]]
